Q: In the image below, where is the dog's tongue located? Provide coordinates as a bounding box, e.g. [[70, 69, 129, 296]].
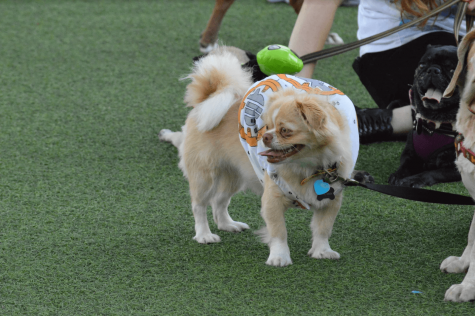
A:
[[422, 87, 443, 103], [259, 149, 285, 157]]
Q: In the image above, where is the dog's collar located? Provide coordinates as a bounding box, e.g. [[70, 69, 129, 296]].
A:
[[455, 134, 475, 165], [300, 163, 339, 186], [413, 112, 457, 137]]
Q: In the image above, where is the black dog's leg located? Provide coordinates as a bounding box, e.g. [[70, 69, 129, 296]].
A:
[[394, 168, 461, 188], [388, 132, 423, 185]]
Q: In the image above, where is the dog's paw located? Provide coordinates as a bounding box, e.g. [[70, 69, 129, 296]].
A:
[[388, 173, 401, 185], [397, 176, 428, 188], [389, 174, 428, 188], [217, 221, 250, 232], [193, 233, 221, 244], [308, 247, 340, 260], [441, 256, 469, 274], [444, 282, 475, 302], [352, 170, 374, 184], [266, 238, 292, 267], [266, 253, 292, 267], [158, 129, 172, 142]]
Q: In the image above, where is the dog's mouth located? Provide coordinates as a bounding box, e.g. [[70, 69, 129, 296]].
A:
[[421, 87, 444, 109], [258, 144, 305, 163]]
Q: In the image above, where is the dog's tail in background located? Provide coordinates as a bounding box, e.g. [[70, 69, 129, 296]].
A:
[[182, 47, 253, 132]]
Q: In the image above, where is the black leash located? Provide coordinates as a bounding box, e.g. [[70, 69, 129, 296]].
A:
[[344, 180, 475, 205], [300, 0, 469, 64], [322, 171, 474, 205]]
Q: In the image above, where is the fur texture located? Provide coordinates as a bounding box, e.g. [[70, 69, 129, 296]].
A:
[[183, 48, 252, 132], [439, 32, 475, 302], [160, 46, 355, 266]]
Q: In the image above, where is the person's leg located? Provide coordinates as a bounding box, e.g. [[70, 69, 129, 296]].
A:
[[354, 32, 457, 108], [353, 32, 457, 143], [288, 0, 342, 78]]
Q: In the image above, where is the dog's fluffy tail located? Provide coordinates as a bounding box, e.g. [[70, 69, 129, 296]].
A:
[[183, 48, 253, 132]]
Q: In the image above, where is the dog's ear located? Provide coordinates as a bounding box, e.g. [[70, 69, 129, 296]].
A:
[[444, 30, 475, 98], [295, 98, 326, 132]]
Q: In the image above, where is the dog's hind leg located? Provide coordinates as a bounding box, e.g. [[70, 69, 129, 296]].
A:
[[210, 175, 249, 232], [191, 201, 221, 244], [308, 194, 342, 260], [188, 173, 221, 244]]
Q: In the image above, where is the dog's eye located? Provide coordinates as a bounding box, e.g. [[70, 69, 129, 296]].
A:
[[419, 63, 425, 69], [280, 127, 292, 138]]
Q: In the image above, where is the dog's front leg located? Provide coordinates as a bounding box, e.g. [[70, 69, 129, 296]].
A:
[[443, 210, 475, 302], [308, 194, 342, 259], [395, 168, 461, 188], [388, 133, 422, 185], [259, 173, 293, 267], [442, 170, 475, 302]]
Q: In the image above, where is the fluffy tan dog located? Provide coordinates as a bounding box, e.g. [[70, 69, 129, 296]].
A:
[[159, 47, 359, 266], [440, 30, 475, 302]]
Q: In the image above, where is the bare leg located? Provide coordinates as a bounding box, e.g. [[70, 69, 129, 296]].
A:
[[288, 0, 342, 78], [391, 105, 413, 135]]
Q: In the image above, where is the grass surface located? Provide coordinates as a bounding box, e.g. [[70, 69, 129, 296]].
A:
[[1, 0, 474, 314]]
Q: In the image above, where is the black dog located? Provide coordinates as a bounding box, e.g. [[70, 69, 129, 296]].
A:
[[388, 45, 461, 188]]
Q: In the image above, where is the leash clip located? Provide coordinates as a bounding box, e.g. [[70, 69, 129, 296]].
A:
[[323, 169, 340, 183], [343, 178, 360, 186]]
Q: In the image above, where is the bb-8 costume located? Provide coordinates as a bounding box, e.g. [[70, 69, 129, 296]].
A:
[[238, 74, 359, 209]]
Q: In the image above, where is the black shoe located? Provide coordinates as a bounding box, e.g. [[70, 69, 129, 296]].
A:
[[356, 107, 393, 144]]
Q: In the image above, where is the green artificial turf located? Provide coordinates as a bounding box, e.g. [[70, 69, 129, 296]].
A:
[[1, 0, 474, 314]]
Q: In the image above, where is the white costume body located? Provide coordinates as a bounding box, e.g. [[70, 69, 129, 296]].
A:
[[357, 0, 467, 56], [238, 74, 359, 209]]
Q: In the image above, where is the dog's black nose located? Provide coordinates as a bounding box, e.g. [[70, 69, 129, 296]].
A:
[[427, 66, 441, 75]]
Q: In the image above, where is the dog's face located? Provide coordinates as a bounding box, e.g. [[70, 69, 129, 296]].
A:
[[412, 45, 459, 121], [258, 88, 340, 164]]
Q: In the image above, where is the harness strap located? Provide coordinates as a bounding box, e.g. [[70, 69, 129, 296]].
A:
[[455, 134, 475, 163]]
